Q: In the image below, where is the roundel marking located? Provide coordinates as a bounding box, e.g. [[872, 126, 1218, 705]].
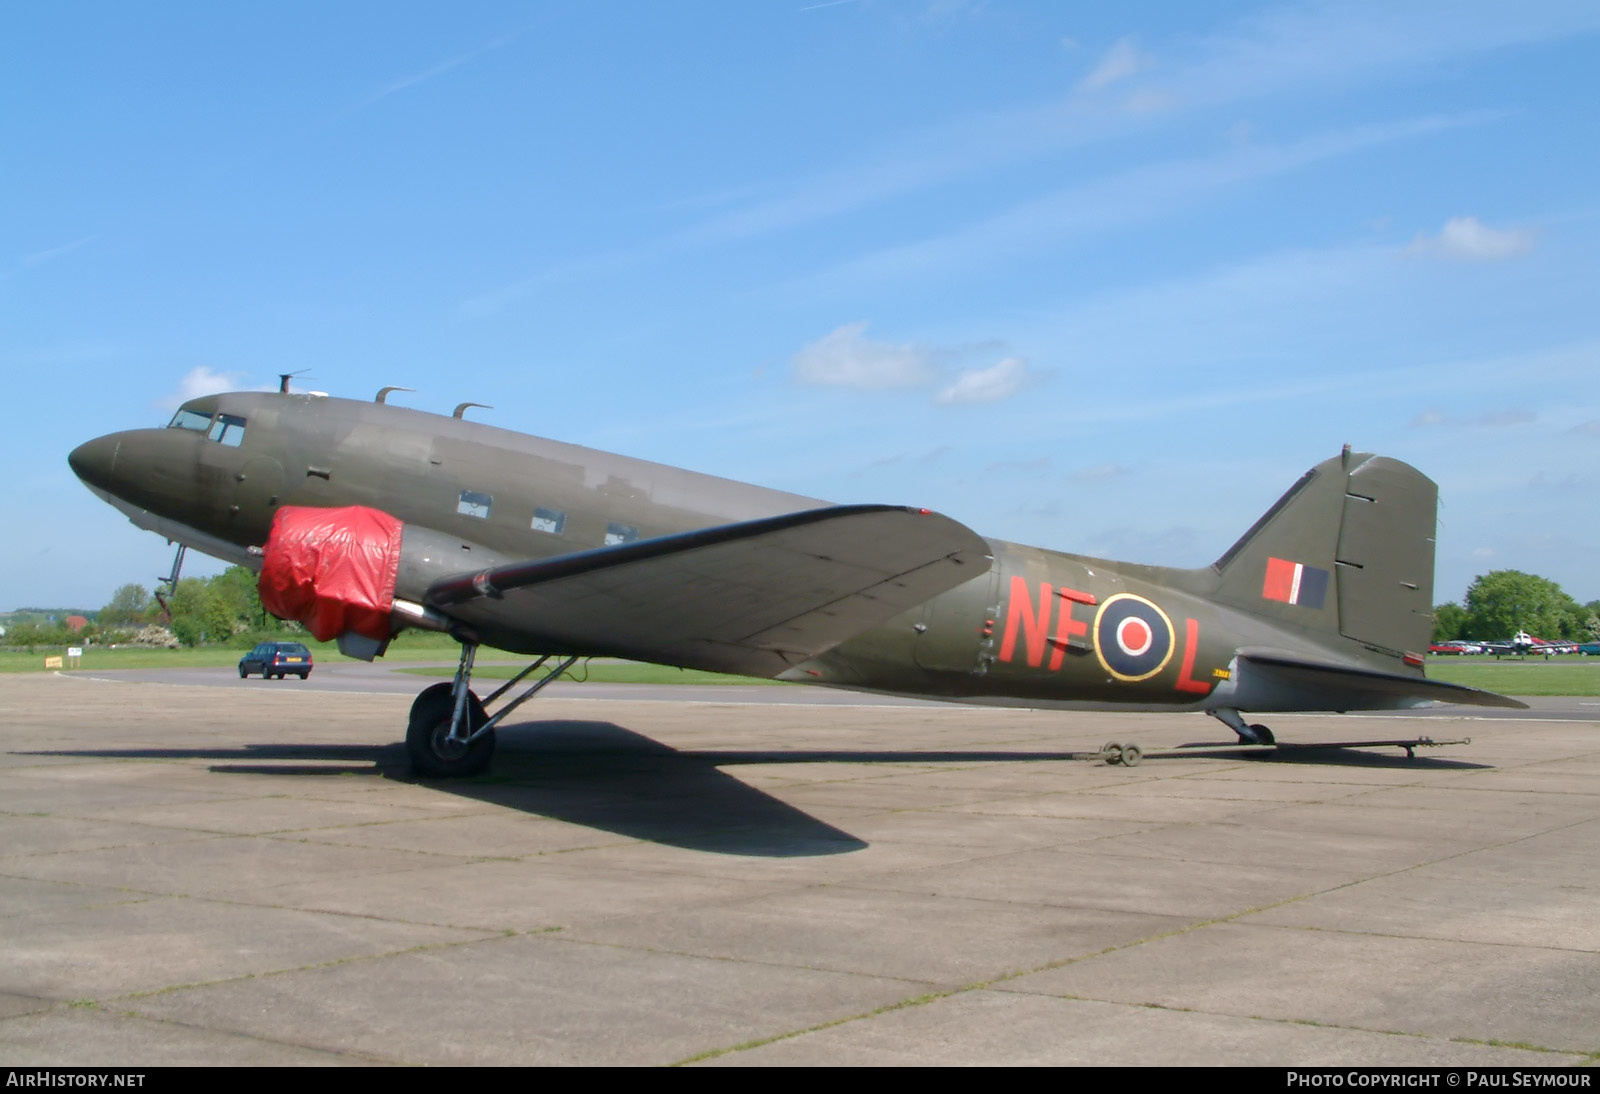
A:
[[1093, 593, 1175, 683], [1116, 617, 1152, 657]]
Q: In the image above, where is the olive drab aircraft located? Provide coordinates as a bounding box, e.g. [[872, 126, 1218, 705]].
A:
[[69, 385, 1523, 777]]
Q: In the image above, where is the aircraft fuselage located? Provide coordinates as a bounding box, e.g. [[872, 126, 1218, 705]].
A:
[[69, 390, 1439, 715]]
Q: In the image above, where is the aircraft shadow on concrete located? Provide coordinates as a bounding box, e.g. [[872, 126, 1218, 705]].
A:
[[18, 719, 872, 858], [1166, 742, 1490, 770], [17, 719, 1487, 855]]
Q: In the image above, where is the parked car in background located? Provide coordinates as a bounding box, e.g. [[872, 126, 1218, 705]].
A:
[[1428, 641, 1484, 655], [1578, 643, 1600, 656], [239, 641, 314, 679]]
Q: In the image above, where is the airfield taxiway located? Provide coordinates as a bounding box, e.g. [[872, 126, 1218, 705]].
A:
[[1, 669, 1597, 1066]]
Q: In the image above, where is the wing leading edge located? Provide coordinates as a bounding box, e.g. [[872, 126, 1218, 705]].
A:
[[424, 504, 991, 676]]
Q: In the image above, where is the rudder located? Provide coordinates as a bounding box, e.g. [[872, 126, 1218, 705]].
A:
[[1211, 449, 1437, 659]]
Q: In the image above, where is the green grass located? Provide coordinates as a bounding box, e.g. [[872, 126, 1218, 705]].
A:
[[0, 646, 250, 673], [0, 629, 459, 674], [1424, 655, 1600, 696], [6, 639, 1594, 695], [0, 642, 781, 686]]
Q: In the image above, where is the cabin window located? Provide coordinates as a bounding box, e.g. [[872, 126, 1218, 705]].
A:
[[457, 490, 492, 519], [531, 507, 566, 534], [207, 413, 247, 447], [169, 409, 212, 432], [604, 522, 639, 546]]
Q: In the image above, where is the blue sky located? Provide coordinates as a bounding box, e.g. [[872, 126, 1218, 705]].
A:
[[4, 0, 1598, 612]]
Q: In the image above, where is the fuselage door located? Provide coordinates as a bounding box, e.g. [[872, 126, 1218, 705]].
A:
[[914, 563, 1000, 673]]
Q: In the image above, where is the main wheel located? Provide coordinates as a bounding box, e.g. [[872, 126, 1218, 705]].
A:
[[406, 681, 494, 778]]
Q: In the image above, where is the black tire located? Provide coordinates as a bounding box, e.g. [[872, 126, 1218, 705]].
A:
[[239, 666, 248, 679], [406, 681, 494, 778], [1242, 723, 1276, 759]]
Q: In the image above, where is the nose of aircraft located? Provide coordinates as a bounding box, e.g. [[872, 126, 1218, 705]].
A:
[[68, 434, 120, 491]]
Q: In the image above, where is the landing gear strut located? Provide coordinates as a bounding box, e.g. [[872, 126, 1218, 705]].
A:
[[405, 636, 579, 778], [153, 543, 188, 625], [1208, 708, 1275, 746]]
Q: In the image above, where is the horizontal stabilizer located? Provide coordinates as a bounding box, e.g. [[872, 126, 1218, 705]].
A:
[[1239, 650, 1527, 710], [425, 504, 991, 676]]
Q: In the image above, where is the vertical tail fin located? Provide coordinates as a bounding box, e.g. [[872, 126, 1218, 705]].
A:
[[1211, 449, 1437, 658]]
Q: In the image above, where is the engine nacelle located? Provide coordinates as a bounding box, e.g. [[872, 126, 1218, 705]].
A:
[[258, 505, 516, 660], [259, 506, 404, 646]]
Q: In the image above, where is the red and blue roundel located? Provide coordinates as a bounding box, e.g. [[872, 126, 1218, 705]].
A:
[[1093, 593, 1175, 682]]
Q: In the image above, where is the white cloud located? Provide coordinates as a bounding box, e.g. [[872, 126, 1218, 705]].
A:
[[935, 356, 1033, 405], [354, 25, 530, 112], [464, 4, 1599, 310], [1071, 462, 1128, 482], [1081, 525, 1205, 566], [1407, 216, 1535, 261], [1477, 409, 1536, 427], [788, 114, 1484, 297], [22, 236, 95, 268], [791, 322, 936, 389], [161, 366, 259, 410], [1410, 407, 1537, 428], [984, 456, 1052, 474], [1080, 37, 1154, 91]]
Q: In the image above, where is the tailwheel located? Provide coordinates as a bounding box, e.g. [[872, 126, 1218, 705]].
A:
[[1241, 723, 1275, 759], [1208, 708, 1276, 748], [407, 681, 494, 778]]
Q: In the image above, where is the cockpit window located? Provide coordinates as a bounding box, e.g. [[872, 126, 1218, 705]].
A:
[[207, 413, 247, 447], [169, 409, 213, 432]]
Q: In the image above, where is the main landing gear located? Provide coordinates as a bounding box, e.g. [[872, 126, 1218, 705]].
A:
[[405, 635, 578, 778], [1207, 707, 1275, 746]]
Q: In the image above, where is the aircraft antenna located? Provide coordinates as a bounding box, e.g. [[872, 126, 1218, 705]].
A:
[[453, 402, 494, 419], [376, 386, 415, 404], [277, 369, 312, 394]]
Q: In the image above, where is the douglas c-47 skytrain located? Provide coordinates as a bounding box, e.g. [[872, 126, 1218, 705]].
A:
[[69, 385, 1522, 776]]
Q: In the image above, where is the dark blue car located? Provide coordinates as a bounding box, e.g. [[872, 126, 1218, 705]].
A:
[[239, 641, 314, 679]]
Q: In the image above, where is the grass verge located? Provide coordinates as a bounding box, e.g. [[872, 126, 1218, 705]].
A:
[[1423, 656, 1600, 697], [6, 643, 1596, 695]]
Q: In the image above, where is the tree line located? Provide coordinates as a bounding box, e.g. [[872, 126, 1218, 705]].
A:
[[6, 566, 298, 650], [1432, 570, 1600, 644]]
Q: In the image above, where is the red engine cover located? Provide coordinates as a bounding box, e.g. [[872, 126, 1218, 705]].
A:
[[258, 506, 404, 642]]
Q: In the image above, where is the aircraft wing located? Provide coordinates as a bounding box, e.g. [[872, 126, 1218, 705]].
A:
[[424, 504, 991, 676], [1238, 650, 1527, 710]]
